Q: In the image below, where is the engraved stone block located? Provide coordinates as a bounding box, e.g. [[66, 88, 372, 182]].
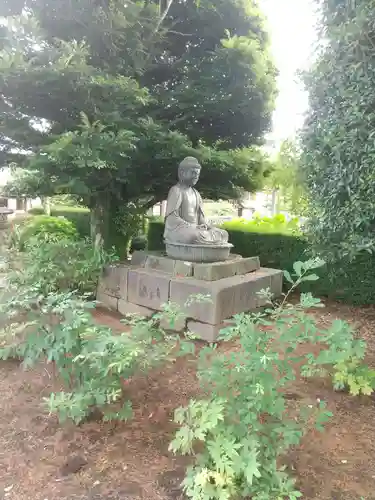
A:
[[127, 269, 171, 311]]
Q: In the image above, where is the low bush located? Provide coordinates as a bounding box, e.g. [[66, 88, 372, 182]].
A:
[[170, 259, 374, 500], [0, 246, 193, 423], [9, 237, 116, 296], [28, 205, 91, 237], [17, 215, 78, 251], [51, 206, 90, 238], [0, 289, 190, 423], [28, 206, 45, 215]]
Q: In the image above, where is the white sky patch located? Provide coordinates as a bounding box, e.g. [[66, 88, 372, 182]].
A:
[[261, 0, 318, 144]]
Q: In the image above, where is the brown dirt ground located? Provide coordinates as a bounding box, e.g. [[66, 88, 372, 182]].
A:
[[1, 302, 375, 500]]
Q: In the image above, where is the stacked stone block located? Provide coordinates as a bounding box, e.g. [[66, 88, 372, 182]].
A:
[[96, 251, 283, 341]]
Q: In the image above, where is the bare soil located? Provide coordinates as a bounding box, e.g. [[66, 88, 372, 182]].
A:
[[1, 302, 375, 500]]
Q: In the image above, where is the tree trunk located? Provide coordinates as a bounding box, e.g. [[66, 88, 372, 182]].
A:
[[90, 195, 110, 249], [41, 196, 51, 215]]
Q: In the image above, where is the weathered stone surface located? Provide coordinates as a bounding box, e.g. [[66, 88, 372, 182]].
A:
[[101, 259, 283, 342], [170, 267, 283, 324], [235, 256, 260, 275], [145, 254, 175, 274], [174, 260, 193, 277], [127, 251, 258, 281], [187, 320, 234, 342], [130, 250, 148, 267], [270, 268, 284, 299], [98, 263, 128, 299], [96, 289, 118, 311], [165, 241, 233, 263], [186, 255, 259, 281], [193, 260, 238, 281], [118, 299, 154, 318], [127, 269, 170, 311]]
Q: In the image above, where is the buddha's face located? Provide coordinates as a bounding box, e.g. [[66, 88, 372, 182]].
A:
[[180, 166, 201, 186]]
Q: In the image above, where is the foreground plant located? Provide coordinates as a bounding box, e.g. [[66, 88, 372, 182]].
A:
[[170, 258, 372, 500], [7, 236, 117, 296], [0, 289, 193, 423]]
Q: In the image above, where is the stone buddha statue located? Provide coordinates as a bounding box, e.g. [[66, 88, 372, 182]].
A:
[[164, 157, 229, 245]]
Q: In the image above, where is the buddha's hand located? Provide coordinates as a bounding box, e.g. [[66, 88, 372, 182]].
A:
[[198, 224, 208, 230]]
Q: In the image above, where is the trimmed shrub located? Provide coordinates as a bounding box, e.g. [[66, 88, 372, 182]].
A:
[[50, 206, 90, 238], [28, 205, 90, 238], [148, 219, 164, 251], [222, 219, 306, 268], [28, 206, 45, 215], [18, 215, 78, 250]]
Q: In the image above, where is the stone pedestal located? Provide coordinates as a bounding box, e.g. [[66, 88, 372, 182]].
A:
[[96, 251, 283, 342]]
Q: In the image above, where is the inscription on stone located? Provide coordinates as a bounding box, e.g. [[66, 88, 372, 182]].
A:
[[127, 269, 170, 311]]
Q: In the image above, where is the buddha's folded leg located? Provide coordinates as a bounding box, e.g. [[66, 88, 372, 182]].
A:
[[210, 228, 229, 243]]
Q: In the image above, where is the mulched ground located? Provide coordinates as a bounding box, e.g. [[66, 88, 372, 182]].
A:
[[1, 301, 375, 500]]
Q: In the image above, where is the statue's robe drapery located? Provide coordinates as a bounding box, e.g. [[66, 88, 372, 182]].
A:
[[163, 185, 229, 245]]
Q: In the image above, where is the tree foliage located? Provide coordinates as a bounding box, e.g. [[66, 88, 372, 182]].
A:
[[0, 0, 277, 248], [301, 0, 375, 258], [265, 139, 307, 215]]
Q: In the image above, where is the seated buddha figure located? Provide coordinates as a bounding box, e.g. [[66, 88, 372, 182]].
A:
[[163, 157, 229, 245]]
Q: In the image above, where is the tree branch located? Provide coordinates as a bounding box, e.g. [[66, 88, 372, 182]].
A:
[[154, 0, 174, 35]]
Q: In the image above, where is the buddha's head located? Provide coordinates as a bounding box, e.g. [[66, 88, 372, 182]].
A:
[[178, 157, 201, 186]]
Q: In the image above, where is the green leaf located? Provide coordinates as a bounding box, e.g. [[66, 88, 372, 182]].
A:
[[244, 452, 261, 485], [293, 261, 303, 277], [301, 273, 319, 282], [283, 270, 294, 284]]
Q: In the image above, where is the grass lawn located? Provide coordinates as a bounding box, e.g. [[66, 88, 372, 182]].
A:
[[1, 301, 375, 500]]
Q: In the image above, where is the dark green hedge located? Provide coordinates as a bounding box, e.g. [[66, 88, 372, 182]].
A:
[[147, 220, 375, 305], [148, 218, 164, 251]]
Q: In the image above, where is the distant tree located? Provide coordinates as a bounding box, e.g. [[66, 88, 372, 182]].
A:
[[266, 140, 307, 216], [0, 0, 277, 251], [301, 0, 375, 258]]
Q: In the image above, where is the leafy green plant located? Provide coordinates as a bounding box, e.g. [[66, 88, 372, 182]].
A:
[[0, 289, 192, 423], [333, 357, 375, 396], [301, 0, 375, 260], [169, 258, 371, 500], [8, 237, 117, 296], [17, 215, 78, 251]]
